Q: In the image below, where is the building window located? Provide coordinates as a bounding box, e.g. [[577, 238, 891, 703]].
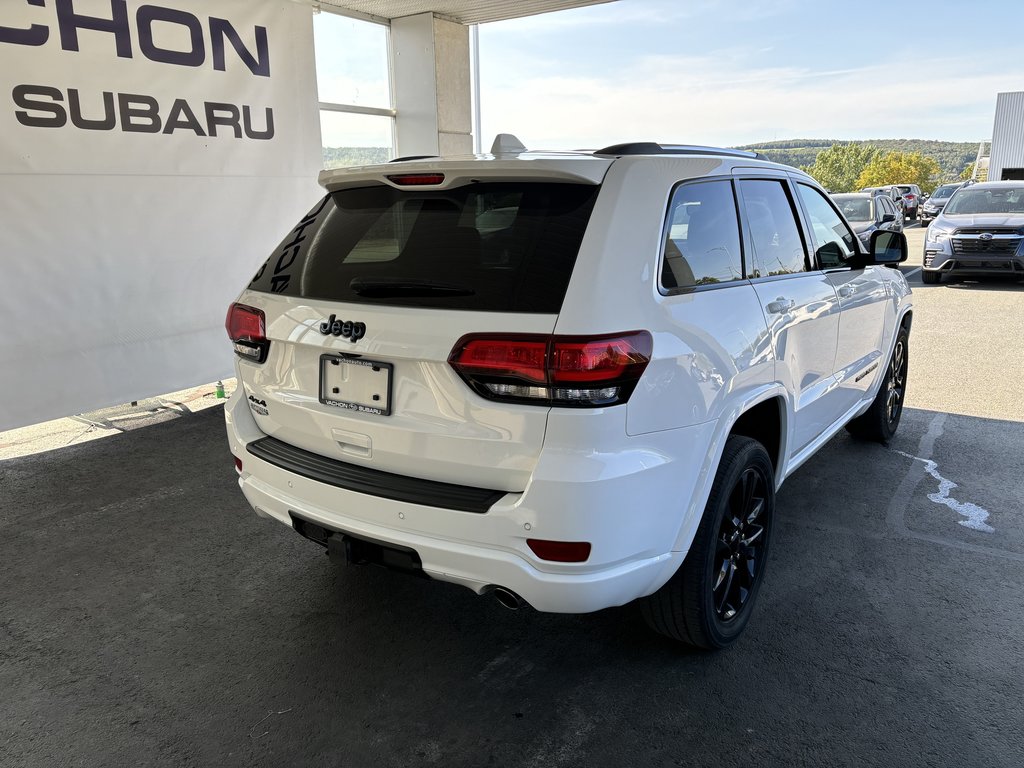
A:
[[314, 9, 395, 169]]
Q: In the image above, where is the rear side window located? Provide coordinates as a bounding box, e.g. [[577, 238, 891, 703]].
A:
[[248, 183, 599, 312], [661, 180, 743, 290]]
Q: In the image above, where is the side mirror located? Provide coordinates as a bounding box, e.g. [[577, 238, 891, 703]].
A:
[[869, 229, 907, 264], [881, 213, 896, 223]]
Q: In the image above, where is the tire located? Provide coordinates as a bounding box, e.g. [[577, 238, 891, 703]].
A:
[[845, 325, 909, 444], [921, 270, 940, 284], [641, 436, 774, 649]]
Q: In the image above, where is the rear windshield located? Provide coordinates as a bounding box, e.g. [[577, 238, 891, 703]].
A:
[[248, 182, 599, 312]]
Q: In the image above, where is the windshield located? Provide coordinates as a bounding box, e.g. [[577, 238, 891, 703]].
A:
[[944, 186, 1024, 215], [932, 185, 958, 200], [834, 197, 872, 221]]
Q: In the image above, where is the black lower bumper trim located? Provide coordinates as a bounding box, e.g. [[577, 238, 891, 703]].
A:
[[246, 436, 506, 513]]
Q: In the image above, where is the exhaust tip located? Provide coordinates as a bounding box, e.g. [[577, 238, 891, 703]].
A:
[[493, 587, 525, 611]]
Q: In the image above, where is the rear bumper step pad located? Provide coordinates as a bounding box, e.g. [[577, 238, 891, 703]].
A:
[[246, 436, 506, 514]]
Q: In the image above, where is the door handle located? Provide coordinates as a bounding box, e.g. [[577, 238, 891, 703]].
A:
[[837, 285, 853, 298], [765, 297, 795, 314]]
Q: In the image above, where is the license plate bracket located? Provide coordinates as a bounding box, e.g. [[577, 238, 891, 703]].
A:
[[320, 354, 392, 416]]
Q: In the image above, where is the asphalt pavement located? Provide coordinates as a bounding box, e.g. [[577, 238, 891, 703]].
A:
[[2, 219, 1022, 768]]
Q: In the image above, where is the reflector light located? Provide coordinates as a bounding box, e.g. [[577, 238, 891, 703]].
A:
[[234, 457, 243, 473], [527, 539, 592, 562], [449, 331, 652, 408], [386, 173, 445, 186]]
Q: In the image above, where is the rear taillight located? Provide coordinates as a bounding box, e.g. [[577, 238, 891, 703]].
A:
[[449, 331, 652, 407], [906, 194, 915, 201], [225, 303, 269, 363]]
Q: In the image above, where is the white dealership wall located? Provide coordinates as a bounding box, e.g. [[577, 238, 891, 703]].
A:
[[988, 91, 1024, 181], [0, 0, 321, 431]]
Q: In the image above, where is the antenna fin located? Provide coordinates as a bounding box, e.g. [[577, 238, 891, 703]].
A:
[[489, 133, 527, 156]]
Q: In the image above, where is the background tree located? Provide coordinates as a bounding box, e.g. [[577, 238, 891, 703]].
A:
[[801, 143, 878, 192], [740, 139, 975, 180], [960, 162, 976, 181], [856, 151, 942, 194]]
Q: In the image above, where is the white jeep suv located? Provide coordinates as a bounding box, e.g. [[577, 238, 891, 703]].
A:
[[225, 137, 912, 648]]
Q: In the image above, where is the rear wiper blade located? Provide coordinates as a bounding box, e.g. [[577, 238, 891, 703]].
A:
[[349, 278, 475, 297]]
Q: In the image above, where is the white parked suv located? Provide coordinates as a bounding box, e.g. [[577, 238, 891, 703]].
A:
[[225, 137, 913, 648]]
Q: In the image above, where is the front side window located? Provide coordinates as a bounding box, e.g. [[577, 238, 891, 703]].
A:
[[661, 180, 743, 290], [797, 184, 858, 268], [738, 180, 807, 276]]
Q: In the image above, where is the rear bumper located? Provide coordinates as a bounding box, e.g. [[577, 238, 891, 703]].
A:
[[225, 386, 710, 613]]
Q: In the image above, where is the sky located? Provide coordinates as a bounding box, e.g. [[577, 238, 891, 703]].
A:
[[314, 0, 1024, 150], [476, 0, 1024, 150]]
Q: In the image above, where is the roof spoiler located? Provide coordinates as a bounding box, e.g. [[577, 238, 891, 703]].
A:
[[593, 142, 766, 160]]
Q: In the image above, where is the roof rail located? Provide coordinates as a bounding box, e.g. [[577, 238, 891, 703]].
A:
[[593, 142, 766, 160], [389, 155, 437, 163]]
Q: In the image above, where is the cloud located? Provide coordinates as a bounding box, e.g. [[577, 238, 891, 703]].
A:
[[479, 52, 1010, 148], [478, 0, 800, 32]]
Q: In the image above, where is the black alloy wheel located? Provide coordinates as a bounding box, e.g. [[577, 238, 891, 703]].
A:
[[845, 325, 910, 444], [712, 468, 768, 622], [641, 435, 775, 649], [885, 335, 908, 429]]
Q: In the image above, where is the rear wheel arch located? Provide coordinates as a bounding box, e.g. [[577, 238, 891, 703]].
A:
[[727, 396, 785, 482]]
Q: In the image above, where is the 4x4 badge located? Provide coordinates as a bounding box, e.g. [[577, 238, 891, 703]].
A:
[[319, 314, 366, 342]]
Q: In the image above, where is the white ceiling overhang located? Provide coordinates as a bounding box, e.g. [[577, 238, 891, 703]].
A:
[[313, 0, 616, 25]]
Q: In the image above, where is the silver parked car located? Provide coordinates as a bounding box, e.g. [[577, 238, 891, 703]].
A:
[[922, 181, 1024, 284]]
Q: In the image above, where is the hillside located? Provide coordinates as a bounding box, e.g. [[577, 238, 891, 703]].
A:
[[735, 139, 980, 180], [323, 146, 390, 169]]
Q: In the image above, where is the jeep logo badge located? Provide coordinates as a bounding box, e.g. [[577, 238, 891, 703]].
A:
[[319, 314, 366, 342]]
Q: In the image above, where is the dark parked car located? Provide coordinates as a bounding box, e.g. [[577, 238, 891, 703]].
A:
[[832, 192, 904, 246], [922, 181, 1024, 284], [919, 182, 966, 227]]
